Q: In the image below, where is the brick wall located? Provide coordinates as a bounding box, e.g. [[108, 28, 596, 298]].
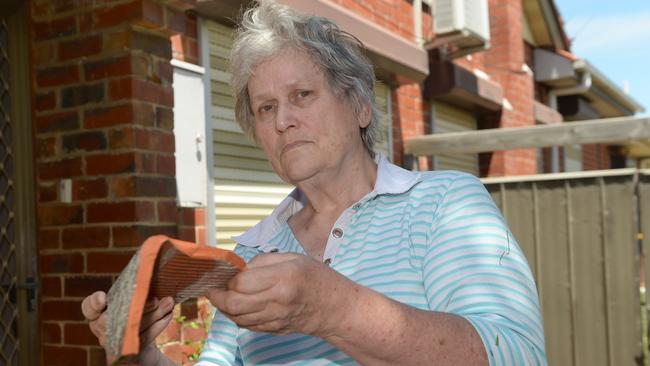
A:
[[336, 0, 538, 176], [178, 207, 206, 245], [446, 0, 537, 176], [582, 143, 611, 170], [325, 0, 432, 170], [479, 0, 537, 176], [329, 0, 433, 42], [30, 0, 206, 364], [392, 83, 430, 169]]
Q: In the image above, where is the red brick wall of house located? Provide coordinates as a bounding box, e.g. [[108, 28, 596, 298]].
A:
[[327, 0, 432, 169], [329, 0, 433, 42], [312, 0, 542, 177], [479, 0, 536, 176], [392, 83, 430, 169], [444, 1, 538, 176], [29, 0, 205, 364], [336, 0, 538, 176], [582, 143, 611, 170]]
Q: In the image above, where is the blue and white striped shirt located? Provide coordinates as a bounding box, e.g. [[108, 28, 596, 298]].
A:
[[197, 157, 546, 365]]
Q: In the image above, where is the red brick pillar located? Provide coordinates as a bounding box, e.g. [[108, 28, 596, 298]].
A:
[[30, 1, 181, 364], [178, 207, 206, 245], [480, 0, 537, 176], [393, 83, 430, 169]]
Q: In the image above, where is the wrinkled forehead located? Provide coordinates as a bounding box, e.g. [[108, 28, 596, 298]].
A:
[[252, 47, 323, 79], [248, 47, 328, 97]]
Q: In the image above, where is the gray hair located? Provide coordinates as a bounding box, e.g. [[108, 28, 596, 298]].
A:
[[230, 0, 380, 156]]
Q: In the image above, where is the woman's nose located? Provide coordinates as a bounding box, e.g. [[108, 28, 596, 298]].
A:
[[275, 104, 298, 132]]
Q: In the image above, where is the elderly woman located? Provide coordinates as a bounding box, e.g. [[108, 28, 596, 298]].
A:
[[83, 0, 546, 364]]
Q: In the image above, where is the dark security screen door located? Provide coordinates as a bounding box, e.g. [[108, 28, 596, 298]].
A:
[[1, 3, 39, 364], [0, 17, 19, 366]]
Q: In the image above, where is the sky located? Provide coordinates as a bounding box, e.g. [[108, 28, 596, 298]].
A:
[[554, 0, 650, 115]]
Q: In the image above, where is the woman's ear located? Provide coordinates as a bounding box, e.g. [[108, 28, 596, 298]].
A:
[[358, 102, 371, 128]]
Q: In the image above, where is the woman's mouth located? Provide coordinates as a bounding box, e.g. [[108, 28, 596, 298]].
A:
[[282, 140, 309, 154]]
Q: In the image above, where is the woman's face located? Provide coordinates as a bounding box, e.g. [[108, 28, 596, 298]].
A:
[[248, 48, 369, 185]]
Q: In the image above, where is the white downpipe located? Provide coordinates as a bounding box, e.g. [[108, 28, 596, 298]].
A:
[[199, 18, 217, 247], [413, 0, 423, 45]]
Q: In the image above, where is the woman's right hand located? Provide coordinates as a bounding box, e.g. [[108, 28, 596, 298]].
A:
[[81, 291, 175, 357]]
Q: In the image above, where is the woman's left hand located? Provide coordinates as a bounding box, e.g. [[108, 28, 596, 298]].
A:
[[207, 253, 350, 337]]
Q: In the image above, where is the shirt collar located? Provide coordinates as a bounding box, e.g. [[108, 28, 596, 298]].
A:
[[232, 155, 421, 248]]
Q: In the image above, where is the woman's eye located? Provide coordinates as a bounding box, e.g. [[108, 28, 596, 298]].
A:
[[259, 104, 274, 113], [297, 90, 311, 98]]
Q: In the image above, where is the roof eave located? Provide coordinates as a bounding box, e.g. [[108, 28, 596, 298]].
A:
[[574, 59, 646, 114]]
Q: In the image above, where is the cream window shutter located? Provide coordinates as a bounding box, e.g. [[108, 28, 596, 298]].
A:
[[432, 101, 479, 176]]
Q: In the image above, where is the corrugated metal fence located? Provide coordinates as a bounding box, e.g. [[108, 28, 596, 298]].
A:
[[482, 169, 650, 366]]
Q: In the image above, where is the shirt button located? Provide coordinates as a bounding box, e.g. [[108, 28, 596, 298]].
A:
[[332, 228, 343, 238], [323, 258, 332, 266], [352, 203, 361, 211]]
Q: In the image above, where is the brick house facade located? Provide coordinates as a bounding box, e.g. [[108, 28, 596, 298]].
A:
[[0, 0, 643, 365]]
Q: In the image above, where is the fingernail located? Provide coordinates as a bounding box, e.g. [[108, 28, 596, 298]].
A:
[[162, 297, 174, 311]]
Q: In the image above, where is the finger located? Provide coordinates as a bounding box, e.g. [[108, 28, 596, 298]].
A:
[[81, 291, 107, 321], [89, 317, 105, 336], [228, 265, 283, 294], [140, 310, 173, 347], [247, 252, 301, 268], [206, 287, 227, 307], [227, 304, 283, 328], [140, 296, 174, 331], [143, 297, 160, 313], [233, 315, 291, 335], [232, 254, 317, 294], [89, 315, 107, 347], [216, 309, 282, 334], [208, 288, 268, 316]]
